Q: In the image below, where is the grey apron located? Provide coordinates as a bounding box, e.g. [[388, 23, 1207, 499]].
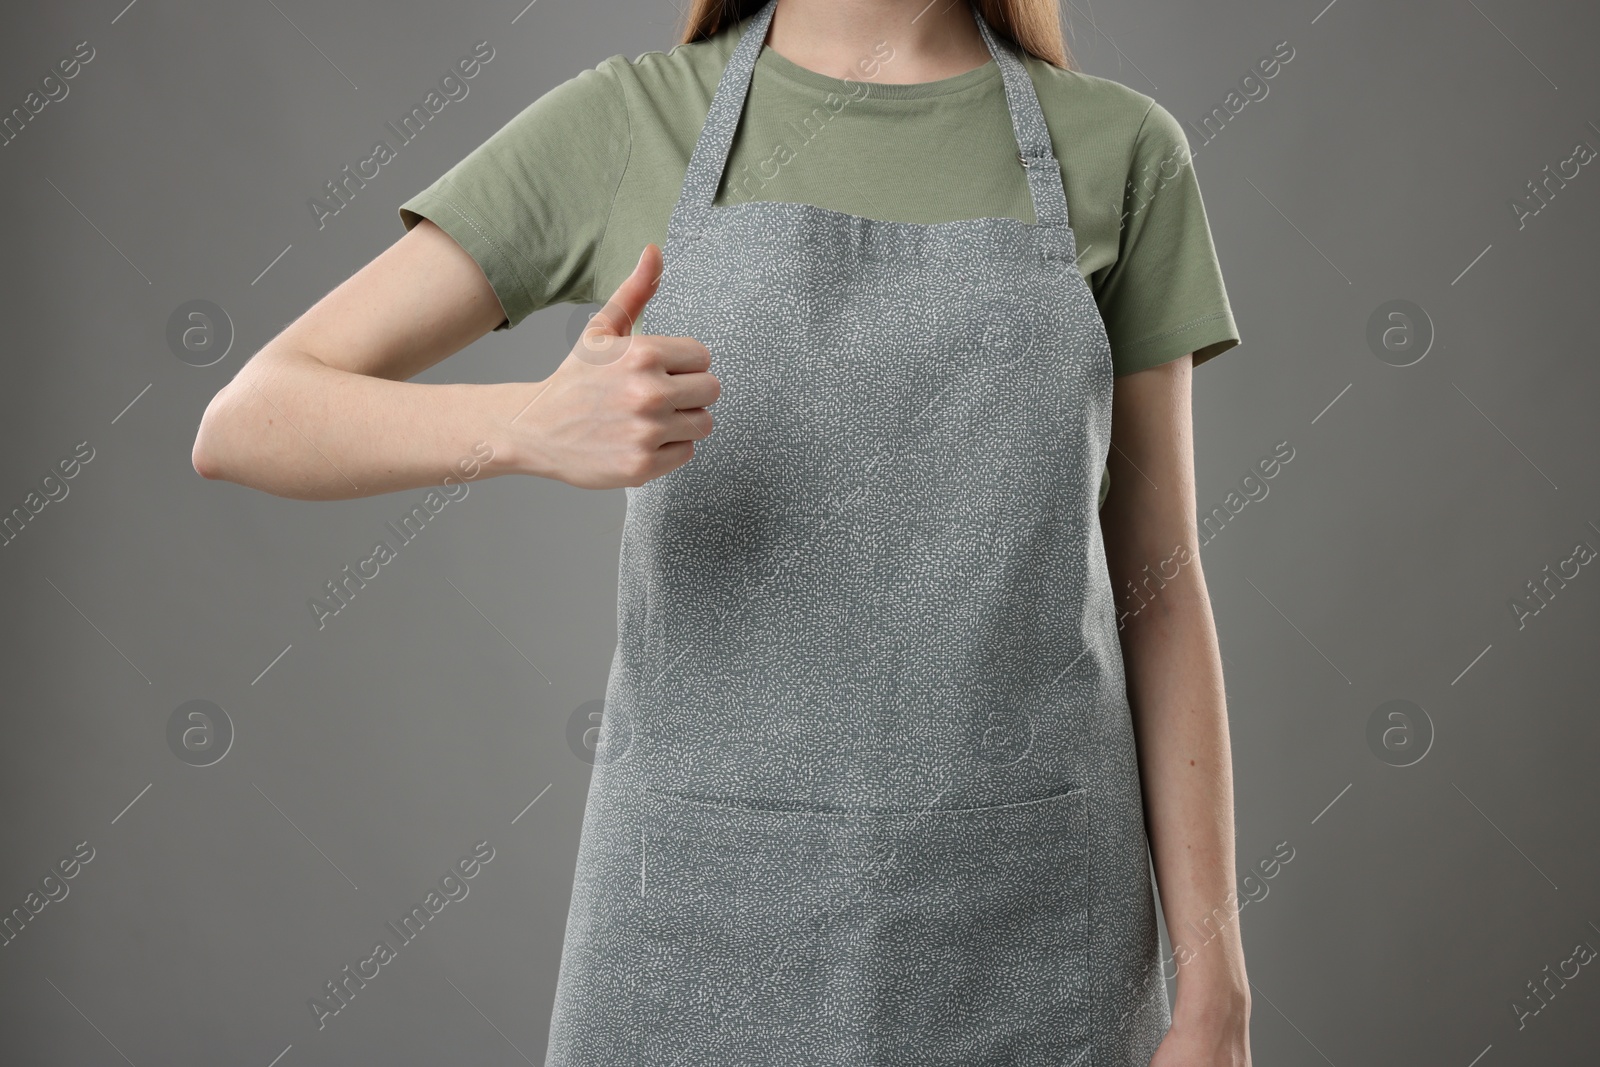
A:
[[545, 2, 1170, 1063]]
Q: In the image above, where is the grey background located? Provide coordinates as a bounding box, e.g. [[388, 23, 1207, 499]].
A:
[[1, 0, 1596, 1064]]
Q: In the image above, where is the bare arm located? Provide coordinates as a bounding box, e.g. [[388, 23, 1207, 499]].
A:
[[191, 225, 718, 500], [1098, 355, 1251, 1062], [192, 218, 531, 499]]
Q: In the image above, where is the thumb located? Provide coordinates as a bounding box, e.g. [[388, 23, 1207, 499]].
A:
[[586, 244, 662, 342]]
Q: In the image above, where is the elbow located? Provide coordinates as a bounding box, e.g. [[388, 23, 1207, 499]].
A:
[[191, 387, 240, 482], [191, 435, 219, 481]]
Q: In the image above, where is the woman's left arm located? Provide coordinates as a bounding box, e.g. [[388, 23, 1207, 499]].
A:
[[1098, 354, 1252, 1066]]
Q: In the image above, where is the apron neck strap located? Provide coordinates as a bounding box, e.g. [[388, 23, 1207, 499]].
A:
[[670, 0, 1071, 231]]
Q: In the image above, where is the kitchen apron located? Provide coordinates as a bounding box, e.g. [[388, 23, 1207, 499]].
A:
[[545, 1, 1170, 1063]]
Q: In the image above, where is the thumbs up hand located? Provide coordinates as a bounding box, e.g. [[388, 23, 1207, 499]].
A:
[[519, 244, 719, 489]]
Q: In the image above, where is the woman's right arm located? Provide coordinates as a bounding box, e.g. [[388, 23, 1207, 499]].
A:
[[190, 225, 717, 500]]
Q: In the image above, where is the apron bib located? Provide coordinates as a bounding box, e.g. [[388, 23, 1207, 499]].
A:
[[546, 2, 1170, 1062]]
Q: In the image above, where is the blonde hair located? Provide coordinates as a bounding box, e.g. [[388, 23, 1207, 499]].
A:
[[677, 0, 1077, 70]]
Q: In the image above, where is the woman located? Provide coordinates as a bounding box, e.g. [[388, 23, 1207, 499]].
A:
[[193, 0, 1250, 1063]]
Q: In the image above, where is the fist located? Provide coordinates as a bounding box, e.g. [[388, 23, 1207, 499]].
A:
[[524, 244, 720, 489]]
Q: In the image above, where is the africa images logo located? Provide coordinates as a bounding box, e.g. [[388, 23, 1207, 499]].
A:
[[308, 841, 496, 1030]]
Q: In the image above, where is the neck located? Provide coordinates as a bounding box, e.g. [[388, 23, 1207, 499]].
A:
[[764, 0, 990, 84]]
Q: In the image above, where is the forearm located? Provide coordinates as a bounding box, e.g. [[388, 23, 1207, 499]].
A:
[[1115, 548, 1248, 1015], [194, 347, 538, 500]]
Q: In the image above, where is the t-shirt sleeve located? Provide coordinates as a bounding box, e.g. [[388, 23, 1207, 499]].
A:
[[397, 57, 631, 330], [1094, 99, 1240, 374]]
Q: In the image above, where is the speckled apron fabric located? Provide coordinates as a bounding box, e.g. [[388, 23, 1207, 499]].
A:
[[544, 2, 1170, 1063]]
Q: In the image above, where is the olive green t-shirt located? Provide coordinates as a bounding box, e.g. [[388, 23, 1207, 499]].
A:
[[399, 19, 1240, 508]]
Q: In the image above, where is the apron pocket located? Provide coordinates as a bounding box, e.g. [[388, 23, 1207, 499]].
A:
[[635, 786, 1095, 1066]]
